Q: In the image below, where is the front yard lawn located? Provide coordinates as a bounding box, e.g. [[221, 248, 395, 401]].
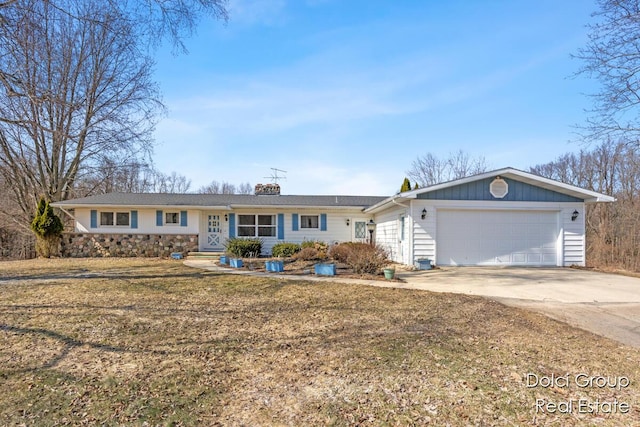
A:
[[1, 258, 639, 425]]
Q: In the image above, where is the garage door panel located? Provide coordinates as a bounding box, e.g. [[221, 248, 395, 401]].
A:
[[436, 209, 559, 266]]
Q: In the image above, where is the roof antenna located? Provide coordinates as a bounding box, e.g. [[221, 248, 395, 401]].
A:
[[264, 168, 287, 184]]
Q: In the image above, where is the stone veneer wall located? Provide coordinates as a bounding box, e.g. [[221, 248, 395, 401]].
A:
[[61, 233, 199, 257]]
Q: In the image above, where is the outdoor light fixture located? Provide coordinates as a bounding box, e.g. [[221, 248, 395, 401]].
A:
[[366, 219, 376, 245], [571, 210, 579, 221], [421, 208, 427, 220], [224, 214, 228, 221], [346, 218, 350, 226]]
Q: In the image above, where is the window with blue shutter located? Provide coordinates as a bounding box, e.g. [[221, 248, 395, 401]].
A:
[[292, 213, 299, 231], [277, 213, 284, 239], [156, 210, 163, 227], [180, 211, 187, 227], [90, 210, 97, 228], [131, 211, 138, 229], [229, 213, 236, 238], [320, 213, 327, 231]]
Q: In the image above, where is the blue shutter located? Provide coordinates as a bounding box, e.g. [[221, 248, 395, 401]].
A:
[[277, 213, 284, 239], [156, 210, 163, 227], [320, 213, 327, 231], [180, 210, 187, 227], [229, 213, 236, 238], [292, 213, 299, 231], [131, 211, 138, 229], [90, 210, 97, 228]]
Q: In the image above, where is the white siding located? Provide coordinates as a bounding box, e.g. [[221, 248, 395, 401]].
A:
[[225, 208, 372, 255], [411, 201, 436, 264], [380, 200, 587, 267], [73, 208, 200, 235], [373, 206, 405, 263], [561, 204, 585, 266]]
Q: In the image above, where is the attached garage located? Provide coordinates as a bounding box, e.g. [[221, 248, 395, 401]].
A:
[[436, 209, 559, 266], [366, 168, 615, 268]]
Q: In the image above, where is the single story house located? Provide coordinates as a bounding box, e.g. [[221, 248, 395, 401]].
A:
[[52, 167, 614, 267]]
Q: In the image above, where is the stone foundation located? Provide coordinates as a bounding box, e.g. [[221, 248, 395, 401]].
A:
[[61, 233, 199, 257]]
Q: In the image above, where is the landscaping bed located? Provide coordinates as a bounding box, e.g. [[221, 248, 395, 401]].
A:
[[221, 257, 408, 281]]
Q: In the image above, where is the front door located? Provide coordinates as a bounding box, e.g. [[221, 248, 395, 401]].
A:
[[203, 213, 225, 251]]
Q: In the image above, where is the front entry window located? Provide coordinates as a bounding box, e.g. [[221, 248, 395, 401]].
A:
[[238, 214, 276, 237]]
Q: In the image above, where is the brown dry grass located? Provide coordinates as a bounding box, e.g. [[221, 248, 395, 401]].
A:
[[1, 258, 639, 426]]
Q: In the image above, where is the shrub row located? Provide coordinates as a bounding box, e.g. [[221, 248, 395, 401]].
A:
[[226, 239, 390, 274], [224, 238, 263, 257], [271, 242, 301, 257]]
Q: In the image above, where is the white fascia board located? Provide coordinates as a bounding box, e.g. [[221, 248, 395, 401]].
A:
[[227, 204, 368, 211], [51, 203, 234, 210], [364, 196, 412, 214]]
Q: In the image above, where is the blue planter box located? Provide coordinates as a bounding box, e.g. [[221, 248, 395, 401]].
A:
[[266, 260, 284, 272], [170, 252, 183, 260], [219, 255, 228, 265], [314, 263, 336, 276], [230, 258, 243, 268], [416, 259, 432, 270]]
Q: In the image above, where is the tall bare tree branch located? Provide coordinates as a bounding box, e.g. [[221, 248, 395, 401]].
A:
[[575, 0, 640, 145]]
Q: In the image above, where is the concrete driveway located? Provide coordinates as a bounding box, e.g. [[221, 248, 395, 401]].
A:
[[397, 267, 640, 348]]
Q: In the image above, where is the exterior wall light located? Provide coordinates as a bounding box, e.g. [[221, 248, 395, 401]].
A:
[[571, 210, 579, 221], [346, 218, 350, 226], [366, 219, 376, 245], [224, 214, 228, 221], [421, 208, 427, 220]]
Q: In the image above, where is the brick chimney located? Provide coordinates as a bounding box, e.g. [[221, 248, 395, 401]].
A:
[[254, 183, 281, 196]]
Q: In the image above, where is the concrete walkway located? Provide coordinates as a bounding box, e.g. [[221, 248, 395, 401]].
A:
[[184, 260, 640, 348]]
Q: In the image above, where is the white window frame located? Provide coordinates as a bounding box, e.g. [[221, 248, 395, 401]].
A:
[[100, 211, 130, 227], [237, 214, 276, 237], [165, 211, 180, 225], [300, 215, 319, 229]]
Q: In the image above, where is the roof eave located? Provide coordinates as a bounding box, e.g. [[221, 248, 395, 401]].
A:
[[393, 167, 615, 203], [51, 202, 234, 210]]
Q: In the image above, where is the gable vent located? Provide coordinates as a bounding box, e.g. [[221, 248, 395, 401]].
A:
[[490, 177, 508, 198]]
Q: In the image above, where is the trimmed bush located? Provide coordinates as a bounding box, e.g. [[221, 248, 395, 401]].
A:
[[329, 242, 389, 274], [300, 240, 328, 259], [224, 238, 263, 258], [293, 247, 325, 261], [328, 242, 355, 263], [271, 242, 301, 258], [301, 240, 328, 251]]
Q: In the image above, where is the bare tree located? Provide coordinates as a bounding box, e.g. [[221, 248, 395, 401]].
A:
[[574, 0, 640, 144], [198, 180, 253, 194], [237, 182, 253, 194], [407, 150, 488, 187], [0, 0, 163, 222], [151, 171, 192, 193], [530, 140, 640, 272]]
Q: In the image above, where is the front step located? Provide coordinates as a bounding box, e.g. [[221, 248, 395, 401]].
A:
[[186, 251, 223, 261]]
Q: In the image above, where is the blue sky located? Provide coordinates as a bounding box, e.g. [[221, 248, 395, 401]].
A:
[[151, 0, 599, 196]]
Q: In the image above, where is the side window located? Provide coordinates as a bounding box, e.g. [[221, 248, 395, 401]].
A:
[[355, 221, 366, 239], [300, 215, 319, 229], [100, 211, 130, 226], [165, 212, 179, 225]]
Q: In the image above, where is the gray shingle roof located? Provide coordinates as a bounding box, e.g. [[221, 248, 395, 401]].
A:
[[52, 193, 387, 209]]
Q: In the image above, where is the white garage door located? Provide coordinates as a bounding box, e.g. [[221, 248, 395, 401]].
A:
[[436, 209, 559, 266]]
